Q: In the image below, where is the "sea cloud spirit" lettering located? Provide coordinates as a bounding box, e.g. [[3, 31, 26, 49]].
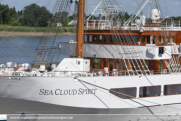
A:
[[39, 88, 97, 96]]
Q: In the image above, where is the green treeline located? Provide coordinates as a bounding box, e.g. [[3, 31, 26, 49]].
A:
[[0, 4, 22, 25], [21, 4, 52, 27], [0, 3, 52, 27], [0, 3, 181, 29]]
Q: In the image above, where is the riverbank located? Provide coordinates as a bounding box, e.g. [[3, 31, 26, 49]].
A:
[[0, 32, 75, 37], [0, 25, 75, 36], [0, 25, 73, 32]]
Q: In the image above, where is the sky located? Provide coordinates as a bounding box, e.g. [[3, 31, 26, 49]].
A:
[[0, 0, 180, 17]]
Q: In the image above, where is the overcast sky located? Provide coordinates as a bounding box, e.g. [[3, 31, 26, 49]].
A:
[[0, 0, 180, 17]]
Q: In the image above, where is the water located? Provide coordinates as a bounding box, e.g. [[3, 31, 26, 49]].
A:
[[0, 36, 74, 64]]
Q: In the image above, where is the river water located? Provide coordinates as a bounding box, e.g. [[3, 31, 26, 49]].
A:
[[0, 36, 75, 64]]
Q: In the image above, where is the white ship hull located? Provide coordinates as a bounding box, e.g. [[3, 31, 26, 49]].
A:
[[0, 75, 181, 117]]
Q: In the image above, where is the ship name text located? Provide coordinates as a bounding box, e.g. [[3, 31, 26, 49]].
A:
[[39, 88, 97, 95]]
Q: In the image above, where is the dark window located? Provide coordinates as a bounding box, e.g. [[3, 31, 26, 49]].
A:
[[134, 36, 139, 43], [92, 59, 99, 70], [159, 60, 163, 72], [115, 60, 120, 70], [122, 60, 126, 70], [140, 86, 161, 97], [99, 35, 103, 42], [157, 36, 161, 43], [164, 84, 181, 95], [89, 35, 92, 42], [152, 36, 156, 44], [103, 59, 106, 68], [125, 36, 131, 43], [159, 47, 164, 54], [146, 60, 150, 69], [93, 36, 97, 42], [118, 36, 123, 43], [142, 36, 145, 43], [132, 60, 136, 71], [111, 36, 116, 43], [109, 60, 113, 71], [147, 36, 150, 43], [105, 35, 109, 42], [84, 35, 87, 42]]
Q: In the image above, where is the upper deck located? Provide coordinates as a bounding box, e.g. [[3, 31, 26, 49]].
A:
[[84, 20, 181, 46]]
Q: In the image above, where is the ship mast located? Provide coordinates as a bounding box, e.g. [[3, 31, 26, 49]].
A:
[[76, 0, 85, 58]]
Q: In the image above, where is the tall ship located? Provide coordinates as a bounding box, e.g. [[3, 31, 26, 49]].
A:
[[0, 0, 181, 120]]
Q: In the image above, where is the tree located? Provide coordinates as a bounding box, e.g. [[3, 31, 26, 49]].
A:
[[124, 12, 130, 20], [2, 5, 10, 24], [10, 8, 13, 16], [12, 7, 16, 15], [17, 10, 23, 16], [0, 4, 2, 24], [22, 4, 52, 27], [9, 7, 16, 17]]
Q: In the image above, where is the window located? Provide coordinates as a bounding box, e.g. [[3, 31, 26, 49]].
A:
[[122, 60, 126, 70], [142, 36, 145, 43], [165, 37, 169, 43], [93, 36, 97, 42], [105, 35, 109, 42], [170, 36, 174, 43], [161, 37, 164, 43], [99, 35, 103, 42], [84, 35, 87, 42], [92, 59, 99, 70], [115, 60, 120, 70], [103, 59, 106, 68], [140, 86, 161, 97], [157, 36, 161, 43], [146, 60, 150, 69], [109, 60, 113, 71], [159, 60, 163, 72], [110, 87, 137, 99], [147, 36, 150, 44], [159, 47, 164, 54], [132, 60, 136, 71], [125, 36, 131, 43], [164, 84, 181, 95], [111, 35, 116, 43], [89, 35, 92, 42], [118, 36, 123, 43], [134, 36, 139, 43], [150, 36, 156, 44]]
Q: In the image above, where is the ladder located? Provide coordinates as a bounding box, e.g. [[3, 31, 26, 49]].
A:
[[33, 0, 71, 66]]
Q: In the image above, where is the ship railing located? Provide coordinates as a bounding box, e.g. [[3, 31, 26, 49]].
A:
[[84, 20, 181, 31], [0, 69, 180, 79]]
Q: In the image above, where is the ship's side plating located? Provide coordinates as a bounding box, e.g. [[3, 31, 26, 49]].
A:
[[0, 75, 181, 115]]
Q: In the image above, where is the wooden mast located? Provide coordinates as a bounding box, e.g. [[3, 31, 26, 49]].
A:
[[76, 0, 85, 58]]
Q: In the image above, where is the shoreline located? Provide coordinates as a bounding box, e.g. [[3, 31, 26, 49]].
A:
[[0, 32, 75, 37]]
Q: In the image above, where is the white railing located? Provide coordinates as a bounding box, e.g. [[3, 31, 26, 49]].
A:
[[0, 69, 180, 79], [85, 20, 181, 31]]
